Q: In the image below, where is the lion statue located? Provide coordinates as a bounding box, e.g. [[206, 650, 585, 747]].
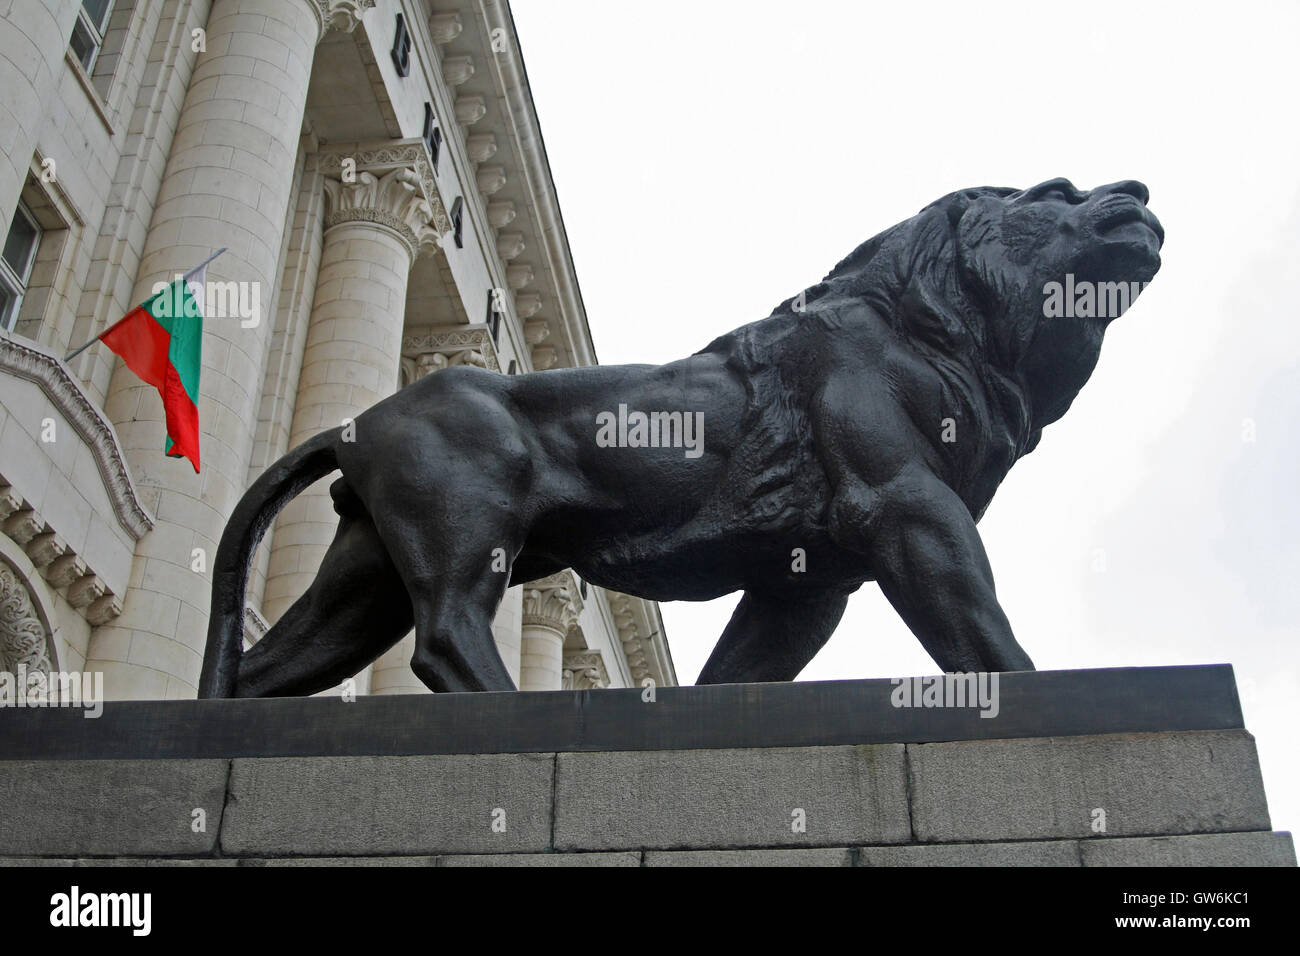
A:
[[200, 177, 1163, 697]]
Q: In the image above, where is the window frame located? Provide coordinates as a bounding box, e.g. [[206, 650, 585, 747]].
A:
[[69, 0, 115, 74], [0, 201, 43, 333]]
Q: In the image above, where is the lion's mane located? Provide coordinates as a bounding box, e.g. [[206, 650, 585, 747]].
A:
[[695, 186, 1041, 525]]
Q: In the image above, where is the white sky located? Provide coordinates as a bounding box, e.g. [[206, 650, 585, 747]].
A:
[[511, 0, 1300, 836]]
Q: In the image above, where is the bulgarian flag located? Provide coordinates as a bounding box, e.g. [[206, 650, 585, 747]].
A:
[[67, 250, 224, 473]]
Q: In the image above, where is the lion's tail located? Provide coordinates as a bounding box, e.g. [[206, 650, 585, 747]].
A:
[[198, 427, 342, 698]]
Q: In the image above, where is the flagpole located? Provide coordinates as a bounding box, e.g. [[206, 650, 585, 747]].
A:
[[62, 248, 227, 363]]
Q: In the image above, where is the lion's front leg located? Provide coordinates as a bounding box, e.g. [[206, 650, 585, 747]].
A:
[[864, 469, 1035, 673]]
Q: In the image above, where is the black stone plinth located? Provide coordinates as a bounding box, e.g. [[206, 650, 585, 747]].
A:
[[0, 664, 1242, 761]]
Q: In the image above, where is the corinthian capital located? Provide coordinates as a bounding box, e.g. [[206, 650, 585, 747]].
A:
[[522, 571, 584, 634], [314, 0, 374, 36], [318, 140, 451, 258]]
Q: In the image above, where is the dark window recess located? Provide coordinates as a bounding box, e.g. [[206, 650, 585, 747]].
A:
[[422, 103, 441, 170], [450, 196, 463, 248], [507, 359, 517, 375], [391, 13, 411, 76], [486, 291, 502, 344]]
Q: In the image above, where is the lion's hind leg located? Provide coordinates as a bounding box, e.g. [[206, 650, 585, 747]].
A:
[[235, 507, 413, 697], [358, 471, 522, 693]]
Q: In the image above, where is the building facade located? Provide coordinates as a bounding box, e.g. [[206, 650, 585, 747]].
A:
[[0, 0, 675, 699]]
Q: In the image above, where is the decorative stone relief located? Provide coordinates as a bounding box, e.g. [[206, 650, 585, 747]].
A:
[[0, 480, 122, 627], [244, 604, 269, 647], [496, 232, 525, 260], [562, 650, 610, 690], [476, 165, 507, 195], [609, 592, 656, 685], [467, 134, 497, 163], [514, 292, 542, 318], [521, 571, 583, 635], [506, 263, 534, 289], [317, 140, 451, 249], [429, 12, 463, 44], [524, 318, 550, 345], [323, 168, 441, 260], [531, 345, 558, 371], [314, 0, 374, 35], [399, 326, 502, 385], [455, 95, 486, 126], [0, 562, 54, 677], [487, 201, 517, 228], [442, 55, 475, 87]]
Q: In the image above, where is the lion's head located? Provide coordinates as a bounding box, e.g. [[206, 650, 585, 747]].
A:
[[796, 177, 1164, 431]]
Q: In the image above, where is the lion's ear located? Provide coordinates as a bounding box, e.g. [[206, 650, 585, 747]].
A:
[[937, 192, 978, 231]]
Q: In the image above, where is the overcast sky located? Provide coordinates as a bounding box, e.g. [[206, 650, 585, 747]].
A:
[[511, 0, 1300, 836]]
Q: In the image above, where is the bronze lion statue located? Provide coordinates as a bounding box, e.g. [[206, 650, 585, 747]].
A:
[[200, 177, 1163, 697]]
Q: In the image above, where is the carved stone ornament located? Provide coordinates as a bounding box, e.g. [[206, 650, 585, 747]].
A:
[[455, 95, 487, 126], [400, 326, 501, 382], [313, 0, 374, 36], [429, 12, 463, 44], [561, 650, 609, 690], [0, 562, 53, 676], [323, 168, 440, 259], [521, 571, 583, 634], [317, 141, 451, 256]]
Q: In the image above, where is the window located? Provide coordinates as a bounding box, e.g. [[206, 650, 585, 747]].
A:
[[69, 0, 115, 73], [391, 13, 411, 77], [0, 201, 41, 332], [486, 290, 501, 344], [450, 196, 464, 248], [422, 102, 441, 170]]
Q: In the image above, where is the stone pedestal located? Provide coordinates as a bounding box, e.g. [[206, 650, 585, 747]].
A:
[[0, 665, 1292, 866]]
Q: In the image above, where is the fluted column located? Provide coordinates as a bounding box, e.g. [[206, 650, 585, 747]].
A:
[[263, 146, 444, 628], [87, 0, 374, 699], [519, 572, 582, 691]]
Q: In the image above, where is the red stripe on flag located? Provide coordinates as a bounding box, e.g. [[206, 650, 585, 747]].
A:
[[100, 305, 170, 390], [163, 363, 201, 473]]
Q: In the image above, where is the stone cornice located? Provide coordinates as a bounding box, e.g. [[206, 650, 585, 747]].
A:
[[608, 591, 677, 687], [0, 334, 153, 541], [475, 0, 597, 369], [244, 604, 270, 647], [1, 481, 123, 627]]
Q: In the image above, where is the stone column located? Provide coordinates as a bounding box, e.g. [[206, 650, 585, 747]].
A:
[[86, 0, 374, 699], [519, 572, 582, 691], [263, 145, 444, 631], [0, 0, 81, 224]]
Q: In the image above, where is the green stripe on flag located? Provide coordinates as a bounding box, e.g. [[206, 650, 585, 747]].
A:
[[144, 275, 204, 404]]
